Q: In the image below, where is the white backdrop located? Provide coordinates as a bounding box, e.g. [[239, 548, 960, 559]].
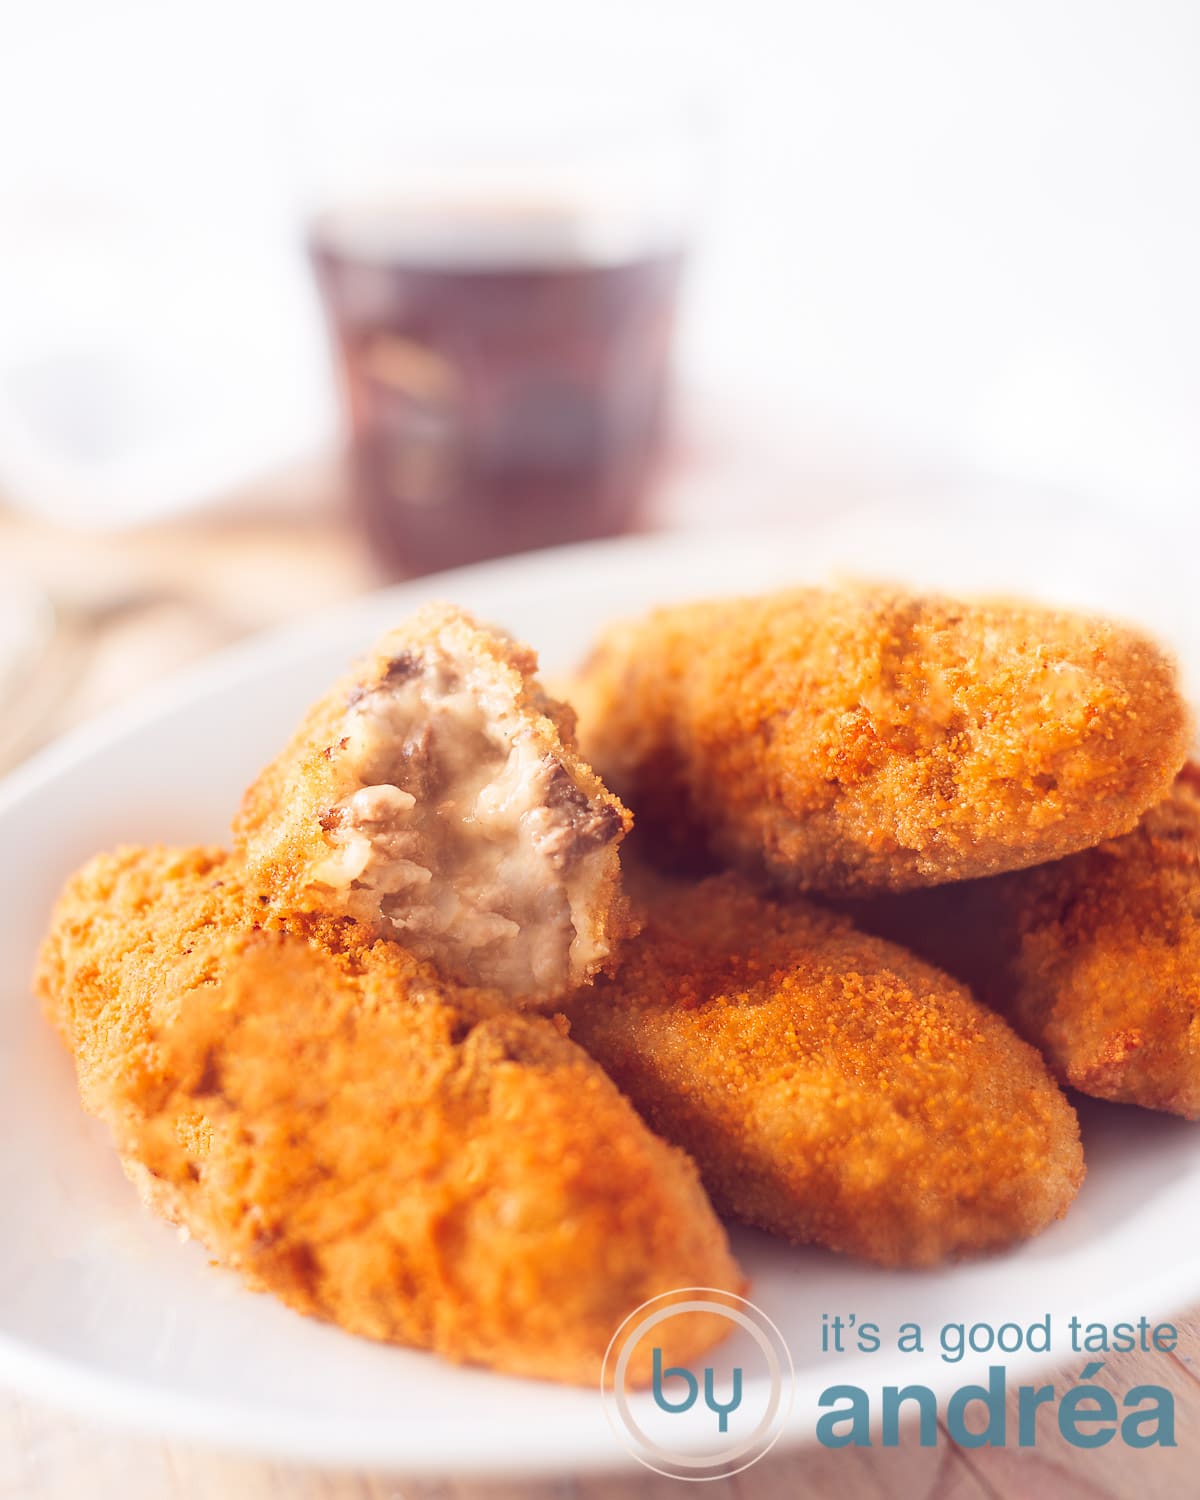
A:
[[1, 0, 1197, 526]]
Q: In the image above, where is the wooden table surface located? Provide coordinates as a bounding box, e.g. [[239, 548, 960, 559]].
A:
[[1, 496, 1196, 1500]]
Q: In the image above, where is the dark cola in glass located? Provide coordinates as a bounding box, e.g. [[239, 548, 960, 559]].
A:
[[310, 198, 685, 577]]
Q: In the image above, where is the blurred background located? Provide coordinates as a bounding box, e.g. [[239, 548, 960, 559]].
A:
[[2, 0, 1198, 771]]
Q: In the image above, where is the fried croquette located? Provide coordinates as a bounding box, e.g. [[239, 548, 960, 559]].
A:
[[843, 764, 1200, 1118], [563, 872, 1085, 1267], [575, 586, 1191, 893], [235, 604, 632, 1005], [37, 846, 741, 1385]]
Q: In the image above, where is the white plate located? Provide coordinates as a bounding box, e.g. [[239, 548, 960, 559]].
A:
[[3, 510, 1200, 1477]]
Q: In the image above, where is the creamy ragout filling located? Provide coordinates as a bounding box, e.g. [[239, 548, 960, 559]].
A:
[[311, 650, 621, 999]]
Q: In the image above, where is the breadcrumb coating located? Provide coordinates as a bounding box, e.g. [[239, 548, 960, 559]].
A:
[[575, 586, 1191, 893], [235, 603, 632, 1006], [36, 846, 741, 1385], [564, 872, 1084, 1267], [843, 764, 1200, 1118]]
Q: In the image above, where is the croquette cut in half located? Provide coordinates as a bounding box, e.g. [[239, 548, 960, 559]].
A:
[[575, 585, 1191, 893], [845, 763, 1200, 1119], [36, 846, 742, 1386], [564, 871, 1085, 1267], [235, 604, 632, 1005]]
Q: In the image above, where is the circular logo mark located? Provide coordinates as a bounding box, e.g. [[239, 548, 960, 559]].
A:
[[600, 1287, 794, 1481]]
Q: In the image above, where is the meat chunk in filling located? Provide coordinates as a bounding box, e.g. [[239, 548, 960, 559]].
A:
[[311, 649, 626, 999]]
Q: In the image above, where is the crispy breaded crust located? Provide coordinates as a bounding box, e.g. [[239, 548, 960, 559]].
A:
[[576, 586, 1191, 892], [564, 872, 1084, 1267], [234, 603, 632, 1004], [36, 847, 741, 1385], [844, 764, 1200, 1118]]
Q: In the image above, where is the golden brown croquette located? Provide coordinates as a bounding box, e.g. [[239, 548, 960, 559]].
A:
[[36, 845, 741, 1385], [235, 604, 632, 1006], [564, 871, 1085, 1267], [575, 586, 1190, 893]]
